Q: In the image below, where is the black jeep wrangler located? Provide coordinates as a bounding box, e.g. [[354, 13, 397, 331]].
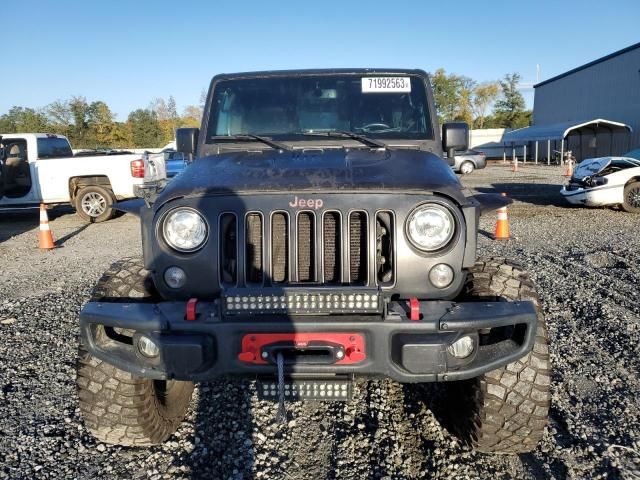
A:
[[77, 69, 550, 453]]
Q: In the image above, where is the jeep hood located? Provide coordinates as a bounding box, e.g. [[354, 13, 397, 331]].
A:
[[155, 148, 467, 206]]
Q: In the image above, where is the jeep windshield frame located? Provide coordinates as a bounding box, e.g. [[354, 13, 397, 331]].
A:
[[202, 71, 437, 152]]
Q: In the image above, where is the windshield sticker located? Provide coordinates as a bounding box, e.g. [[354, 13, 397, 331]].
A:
[[362, 77, 411, 93]]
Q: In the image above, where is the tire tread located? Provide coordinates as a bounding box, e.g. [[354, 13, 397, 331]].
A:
[[458, 257, 551, 454]]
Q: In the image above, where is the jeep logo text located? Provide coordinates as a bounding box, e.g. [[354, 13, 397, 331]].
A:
[[289, 196, 324, 210]]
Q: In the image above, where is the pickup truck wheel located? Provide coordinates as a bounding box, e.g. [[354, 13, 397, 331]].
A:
[[74, 185, 115, 223], [460, 161, 475, 174], [444, 257, 551, 454], [76, 258, 194, 446], [622, 181, 640, 213]]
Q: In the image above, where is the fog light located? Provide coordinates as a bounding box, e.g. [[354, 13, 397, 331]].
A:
[[138, 335, 160, 358], [429, 263, 454, 288], [164, 266, 186, 289], [447, 335, 475, 359]]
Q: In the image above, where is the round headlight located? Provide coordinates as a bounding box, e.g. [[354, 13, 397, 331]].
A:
[[162, 208, 208, 252], [406, 204, 455, 251]]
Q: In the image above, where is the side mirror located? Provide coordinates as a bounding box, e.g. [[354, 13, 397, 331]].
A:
[[442, 122, 469, 166], [176, 128, 199, 160]]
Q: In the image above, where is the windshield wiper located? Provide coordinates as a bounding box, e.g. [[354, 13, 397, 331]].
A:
[[210, 134, 292, 152], [299, 130, 386, 149]]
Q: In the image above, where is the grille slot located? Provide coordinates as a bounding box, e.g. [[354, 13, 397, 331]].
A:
[[349, 211, 368, 284], [271, 213, 289, 283], [323, 212, 341, 283], [297, 212, 315, 282], [220, 213, 237, 284], [245, 213, 263, 283], [376, 211, 394, 284]]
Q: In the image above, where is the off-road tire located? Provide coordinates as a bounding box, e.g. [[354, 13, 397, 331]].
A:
[[74, 185, 115, 223], [76, 258, 194, 446], [445, 257, 551, 454], [622, 181, 640, 213]]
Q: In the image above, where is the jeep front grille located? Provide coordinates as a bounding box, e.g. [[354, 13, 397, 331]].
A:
[[219, 209, 393, 287]]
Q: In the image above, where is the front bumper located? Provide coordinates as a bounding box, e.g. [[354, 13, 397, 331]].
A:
[[79, 299, 537, 383], [80, 301, 537, 383], [560, 184, 622, 206]]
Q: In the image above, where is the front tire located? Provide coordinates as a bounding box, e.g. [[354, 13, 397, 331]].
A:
[[622, 181, 640, 213], [445, 257, 551, 454], [76, 258, 194, 446], [74, 185, 115, 223]]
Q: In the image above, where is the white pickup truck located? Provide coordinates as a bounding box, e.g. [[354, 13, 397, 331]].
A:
[[0, 133, 145, 222]]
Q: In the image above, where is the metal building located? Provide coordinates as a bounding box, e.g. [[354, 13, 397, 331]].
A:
[[504, 42, 639, 163]]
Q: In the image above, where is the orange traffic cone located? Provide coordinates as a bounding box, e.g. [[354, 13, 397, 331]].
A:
[[493, 193, 510, 241], [38, 204, 55, 250]]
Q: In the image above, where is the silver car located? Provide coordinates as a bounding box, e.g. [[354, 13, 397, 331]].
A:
[[450, 149, 487, 174]]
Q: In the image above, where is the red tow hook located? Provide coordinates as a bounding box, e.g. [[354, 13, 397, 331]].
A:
[[186, 298, 198, 321], [409, 297, 420, 321]]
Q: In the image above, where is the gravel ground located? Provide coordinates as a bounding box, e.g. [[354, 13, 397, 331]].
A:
[[1, 164, 639, 479]]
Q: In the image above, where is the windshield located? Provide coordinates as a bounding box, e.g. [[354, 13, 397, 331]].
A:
[[37, 137, 72, 159], [206, 74, 432, 142]]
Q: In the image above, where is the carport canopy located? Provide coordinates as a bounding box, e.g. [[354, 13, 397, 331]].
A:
[[503, 118, 632, 143], [502, 118, 633, 163]]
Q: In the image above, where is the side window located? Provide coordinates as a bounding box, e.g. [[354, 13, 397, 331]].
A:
[[5, 140, 28, 162], [37, 137, 73, 159]]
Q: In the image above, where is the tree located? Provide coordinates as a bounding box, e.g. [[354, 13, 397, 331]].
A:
[[47, 100, 73, 137], [492, 73, 530, 129], [472, 82, 500, 129], [0, 106, 50, 133], [128, 109, 163, 148], [68, 96, 92, 146], [431, 69, 459, 123], [199, 89, 207, 110], [430, 69, 476, 124], [455, 77, 476, 125], [167, 96, 178, 120], [87, 101, 117, 147], [150, 96, 180, 144], [181, 105, 202, 128]]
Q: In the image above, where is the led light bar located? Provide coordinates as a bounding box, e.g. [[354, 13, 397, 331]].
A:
[[257, 378, 353, 401], [223, 288, 381, 315]]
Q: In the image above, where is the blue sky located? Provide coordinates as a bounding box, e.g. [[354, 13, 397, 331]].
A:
[[2, 0, 639, 120]]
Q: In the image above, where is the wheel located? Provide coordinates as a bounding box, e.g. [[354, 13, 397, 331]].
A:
[[443, 257, 551, 454], [460, 161, 475, 175], [76, 258, 194, 446], [622, 181, 640, 213], [74, 185, 115, 223]]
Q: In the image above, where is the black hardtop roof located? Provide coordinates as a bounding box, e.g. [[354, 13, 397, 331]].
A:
[[210, 68, 428, 82]]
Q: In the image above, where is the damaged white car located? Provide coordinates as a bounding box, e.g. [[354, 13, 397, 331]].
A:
[[560, 150, 640, 213]]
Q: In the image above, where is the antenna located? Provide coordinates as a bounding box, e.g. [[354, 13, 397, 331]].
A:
[[536, 64, 540, 83]]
